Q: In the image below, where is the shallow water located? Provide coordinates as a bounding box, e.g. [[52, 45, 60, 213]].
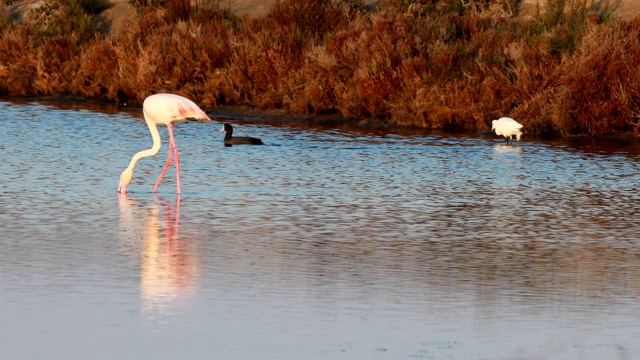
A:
[[1, 98, 639, 360]]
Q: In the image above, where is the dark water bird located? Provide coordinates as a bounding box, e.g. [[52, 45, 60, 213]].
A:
[[220, 123, 263, 146]]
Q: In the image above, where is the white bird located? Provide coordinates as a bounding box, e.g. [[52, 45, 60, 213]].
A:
[[118, 93, 211, 194], [491, 117, 523, 142]]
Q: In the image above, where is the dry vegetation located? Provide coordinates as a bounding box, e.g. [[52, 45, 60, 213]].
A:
[[1, 0, 640, 137]]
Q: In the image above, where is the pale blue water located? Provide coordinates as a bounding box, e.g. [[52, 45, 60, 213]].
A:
[[1, 98, 639, 360]]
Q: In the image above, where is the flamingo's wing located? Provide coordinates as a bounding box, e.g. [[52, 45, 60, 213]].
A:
[[144, 93, 210, 124]]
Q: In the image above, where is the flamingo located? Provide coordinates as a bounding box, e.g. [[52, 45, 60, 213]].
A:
[[491, 117, 524, 142], [118, 93, 211, 194]]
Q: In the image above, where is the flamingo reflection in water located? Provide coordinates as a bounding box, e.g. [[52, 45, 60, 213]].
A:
[[118, 194, 203, 324]]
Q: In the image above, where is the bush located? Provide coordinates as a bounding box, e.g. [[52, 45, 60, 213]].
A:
[[0, 0, 636, 137]]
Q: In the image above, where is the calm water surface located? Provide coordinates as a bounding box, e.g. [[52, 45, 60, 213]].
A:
[[1, 99, 639, 360]]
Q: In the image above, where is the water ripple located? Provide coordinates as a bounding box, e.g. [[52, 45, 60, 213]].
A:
[[1, 99, 640, 360]]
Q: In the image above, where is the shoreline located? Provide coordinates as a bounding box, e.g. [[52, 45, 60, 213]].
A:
[[3, 95, 639, 144]]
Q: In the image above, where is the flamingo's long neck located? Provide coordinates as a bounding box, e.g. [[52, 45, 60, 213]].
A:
[[126, 118, 162, 172]]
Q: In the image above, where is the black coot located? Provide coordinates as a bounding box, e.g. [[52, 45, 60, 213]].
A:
[[220, 123, 263, 146]]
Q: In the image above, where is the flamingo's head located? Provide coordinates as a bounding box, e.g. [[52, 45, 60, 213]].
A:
[[118, 168, 133, 193]]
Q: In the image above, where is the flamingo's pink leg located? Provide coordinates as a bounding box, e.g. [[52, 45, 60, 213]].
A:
[[167, 124, 181, 194], [173, 143, 181, 194], [152, 145, 173, 193], [151, 123, 181, 194]]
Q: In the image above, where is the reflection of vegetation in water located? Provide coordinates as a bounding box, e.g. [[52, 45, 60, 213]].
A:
[[1, 0, 639, 138]]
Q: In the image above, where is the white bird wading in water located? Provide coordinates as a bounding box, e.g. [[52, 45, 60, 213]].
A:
[[491, 117, 523, 143], [118, 93, 211, 194]]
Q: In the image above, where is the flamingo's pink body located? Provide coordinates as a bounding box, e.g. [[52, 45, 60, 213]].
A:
[[118, 93, 210, 194]]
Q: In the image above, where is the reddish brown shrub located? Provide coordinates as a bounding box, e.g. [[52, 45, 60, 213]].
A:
[[555, 19, 640, 136], [0, 0, 638, 138], [0, 26, 39, 96]]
